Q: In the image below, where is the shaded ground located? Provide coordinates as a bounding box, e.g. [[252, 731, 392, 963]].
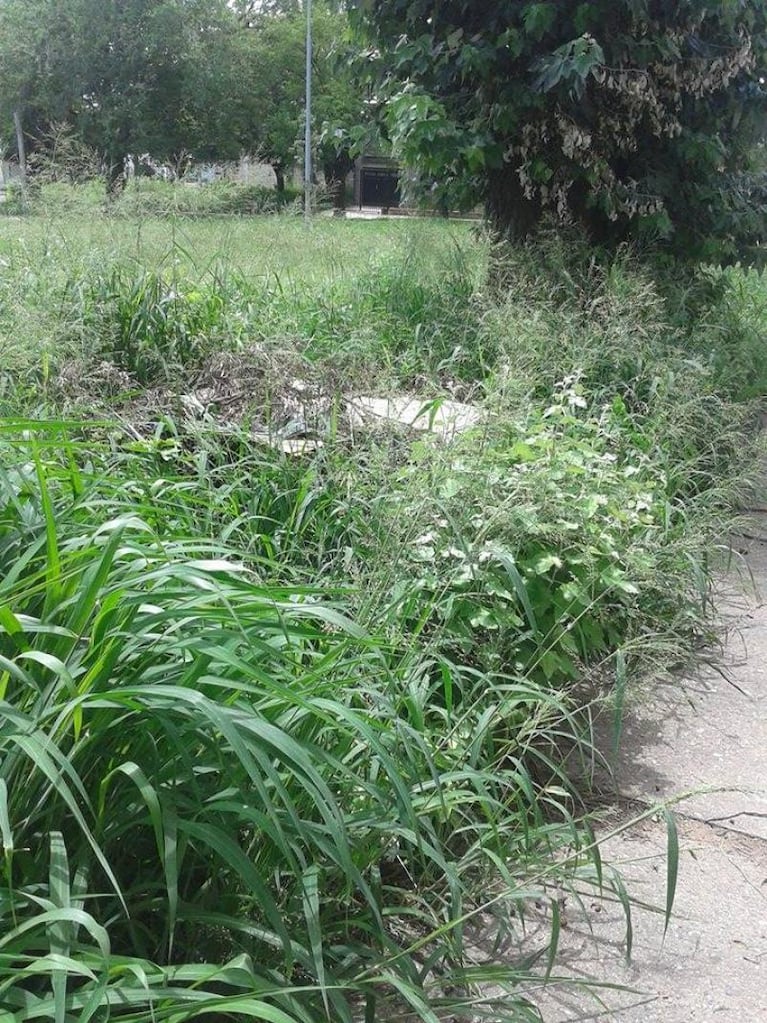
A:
[[525, 515, 767, 1020]]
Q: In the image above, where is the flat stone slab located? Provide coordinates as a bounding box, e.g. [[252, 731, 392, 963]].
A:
[[347, 395, 483, 439]]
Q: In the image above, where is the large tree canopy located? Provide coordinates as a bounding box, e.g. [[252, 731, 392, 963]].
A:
[[353, 1, 767, 261], [206, 2, 367, 196]]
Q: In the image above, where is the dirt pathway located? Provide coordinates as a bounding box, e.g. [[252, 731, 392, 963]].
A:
[[527, 516, 767, 1021]]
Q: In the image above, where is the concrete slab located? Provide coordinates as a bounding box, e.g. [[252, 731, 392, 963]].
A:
[[526, 816, 767, 1021], [347, 394, 483, 439], [524, 514, 767, 1019]]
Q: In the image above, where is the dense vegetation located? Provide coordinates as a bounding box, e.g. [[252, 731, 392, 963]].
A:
[[0, 196, 765, 1021], [0, 1, 764, 1019], [0, 0, 362, 195], [354, 0, 767, 260]]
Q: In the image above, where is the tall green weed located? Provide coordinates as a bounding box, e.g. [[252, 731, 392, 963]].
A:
[[0, 424, 615, 1023], [66, 265, 230, 382]]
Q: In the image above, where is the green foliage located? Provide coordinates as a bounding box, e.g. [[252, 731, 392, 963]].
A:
[[0, 183, 27, 216], [115, 181, 304, 218], [0, 211, 761, 1023], [0, 0, 241, 171], [312, 8, 375, 205], [0, 180, 306, 219], [666, 262, 767, 401], [0, 0, 366, 192], [66, 265, 229, 382], [0, 217, 482, 404], [353, 0, 767, 261], [228, 6, 308, 185], [368, 378, 736, 689], [0, 424, 610, 1023], [229, 2, 368, 194]]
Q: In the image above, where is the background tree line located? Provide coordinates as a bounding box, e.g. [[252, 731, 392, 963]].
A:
[[1, 0, 765, 261], [0, 0, 366, 200]]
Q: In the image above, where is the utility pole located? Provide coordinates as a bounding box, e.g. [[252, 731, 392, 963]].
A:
[[304, 0, 312, 223], [12, 110, 28, 210]]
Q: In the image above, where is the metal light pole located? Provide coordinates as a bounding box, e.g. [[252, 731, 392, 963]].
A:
[[304, 0, 312, 223]]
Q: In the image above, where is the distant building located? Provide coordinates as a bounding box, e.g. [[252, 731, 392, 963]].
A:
[[353, 154, 401, 209]]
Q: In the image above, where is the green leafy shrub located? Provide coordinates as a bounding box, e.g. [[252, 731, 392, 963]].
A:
[[358, 380, 728, 692]]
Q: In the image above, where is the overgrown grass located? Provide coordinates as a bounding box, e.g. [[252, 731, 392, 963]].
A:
[[0, 423, 617, 1023], [0, 214, 481, 397], [0, 206, 765, 1022], [0, 179, 305, 218]]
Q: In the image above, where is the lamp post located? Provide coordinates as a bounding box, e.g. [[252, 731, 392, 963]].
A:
[[304, 0, 312, 223]]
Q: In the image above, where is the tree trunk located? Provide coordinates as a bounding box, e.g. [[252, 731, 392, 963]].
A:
[[274, 164, 286, 194], [105, 124, 131, 198], [485, 164, 540, 243], [328, 175, 346, 210], [323, 152, 354, 211], [105, 157, 127, 198], [12, 109, 26, 179]]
